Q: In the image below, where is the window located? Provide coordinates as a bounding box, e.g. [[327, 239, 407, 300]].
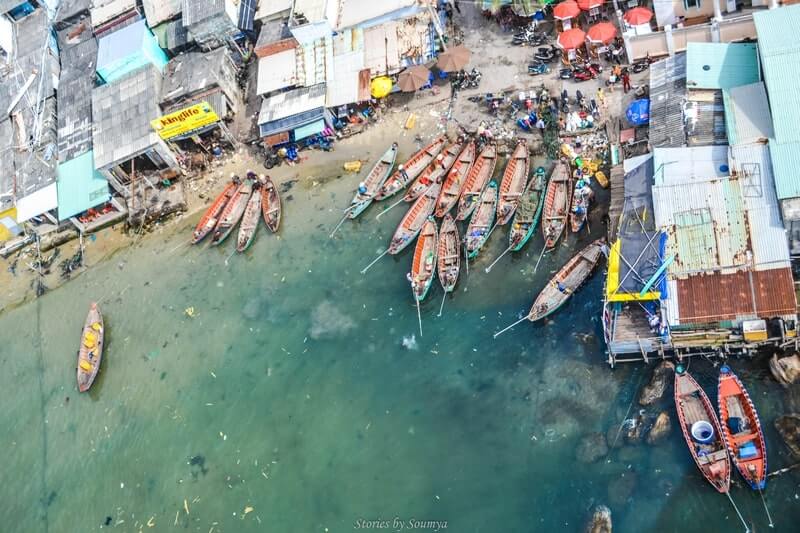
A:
[[684, 0, 701, 9]]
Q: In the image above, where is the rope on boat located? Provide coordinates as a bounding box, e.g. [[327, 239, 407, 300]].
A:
[[724, 490, 750, 533], [758, 484, 775, 528]]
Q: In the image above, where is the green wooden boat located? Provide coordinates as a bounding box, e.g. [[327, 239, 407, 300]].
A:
[[509, 167, 547, 252]]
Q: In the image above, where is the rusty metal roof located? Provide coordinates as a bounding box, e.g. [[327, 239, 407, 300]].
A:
[[675, 267, 796, 324]]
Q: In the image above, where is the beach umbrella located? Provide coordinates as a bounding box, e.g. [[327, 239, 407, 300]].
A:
[[370, 76, 393, 98], [557, 28, 587, 50], [624, 7, 654, 26], [626, 99, 650, 126], [397, 65, 431, 92], [437, 45, 471, 72], [576, 0, 602, 11], [553, 0, 580, 20], [587, 22, 617, 44]]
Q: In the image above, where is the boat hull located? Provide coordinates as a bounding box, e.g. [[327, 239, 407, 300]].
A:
[[77, 303, 104, 393]]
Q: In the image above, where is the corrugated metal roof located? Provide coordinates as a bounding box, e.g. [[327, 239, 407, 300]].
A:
[[768, 140, 800, 201], [256, 0, 292, 20], [754, 4, 800, 144], [653, 146, 729, 186], [257, 83, 327, 125], [728, 142, 790, 268], [686, 43, 760, 90], [90, 0, 136, 27], [336, 0, 419, 30], [675, 267, 796, 324], [649, 53, 687, 148], [363, 22, 400, 75], [257, 48, 298, 95], [685, 90, 727, 147], [292, 0, 327, 24], [722, 82, 773, 146], [142, 0, 181, 27]]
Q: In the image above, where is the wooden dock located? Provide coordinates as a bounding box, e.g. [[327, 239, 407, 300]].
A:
[[607, 164, 625, 241]]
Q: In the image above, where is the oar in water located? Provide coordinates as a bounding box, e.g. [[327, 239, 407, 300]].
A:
[[224, 249, 236, 265], [329, 203, 365, 238], [437, 291, 447, 317], [757, 483, 774, 528], [485, 244, 513, 273], [533, 244, 548, 272], [361, 249, 390, 274], [724, 490, 750, 533], [493, 313, 530, 339], [375, 196, 406, 220]]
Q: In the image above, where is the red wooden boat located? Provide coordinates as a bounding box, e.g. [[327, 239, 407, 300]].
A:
[[261, 176, 281, 232], [410, 218, 438, 302], [542, 162, 571, 250], [389, 181, 441, 254], [675, 367, 731, 493], [402, 140, 463, 202], [211, 179, 253, 245], [375, 136, 446, 200], [718, 365, 767, 490], [456, 143, 497, 221], [496, 140, 530, 225], [192, 179, 238, 244], [434, 141, 476, 218], [77, 303, 104, 393]]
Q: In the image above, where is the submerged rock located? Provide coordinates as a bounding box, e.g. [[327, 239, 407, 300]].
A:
[[586, 505, 612, 533], [775, 414, 800, 457], [646, 411, 671, 445], [623, 412, 646, 445], [606, 426, 624, 449], [638, 361, 674, 406], [309, 300, 355, 339], [576, 432, 609, 463], [769, 353, 800, 387], [608, 472, 638, 506]]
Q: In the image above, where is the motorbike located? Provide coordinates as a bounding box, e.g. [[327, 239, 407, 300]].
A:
[[573, 68, 594, 82], [632, 53, 652, 74], [533, 44, 559, 63], [559, 68, 574, 80], [589, 99, 600, 119], [575, 90, 588, 111], [560, 89, 569, 114], [528, 62, 550, 75]]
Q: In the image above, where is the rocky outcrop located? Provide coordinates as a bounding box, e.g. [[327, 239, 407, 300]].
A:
[[586, 505, 612, 533], [638, 361, 675, 406], [624, 412, 646, 444], [775, 414, 800, 457], [646, 411, 671, 445], [769, 353, 800, 387], [576, 432, 609, 463]]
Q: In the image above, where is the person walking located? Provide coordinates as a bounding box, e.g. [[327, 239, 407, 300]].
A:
[[622, 69, 631, 94], [596, 87, 605, 108]]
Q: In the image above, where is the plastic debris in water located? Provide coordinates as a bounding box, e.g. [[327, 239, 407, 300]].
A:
[[402, 335, 418, 350]]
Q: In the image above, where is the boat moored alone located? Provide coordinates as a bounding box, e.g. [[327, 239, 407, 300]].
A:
[[347, 143, 398, 218], [509, 166, 547, 252], [261, 176, 282, 232], [236, 181, 262, 252], [211, 178, 254, 245], [718, 366, 768, 490], [456, 143, 497, 221], [675, 367, 731, 493], [542, 162, 571, 250], [77, 303, 104, 392], [465, 181, 498, 259], [410, 217, 438, 301], [389, 181, 442, 254], [496, 140, 530, 225], [434, 140, 476, 218], [376, 136, 447, 201], [192, 179, 238, 244]]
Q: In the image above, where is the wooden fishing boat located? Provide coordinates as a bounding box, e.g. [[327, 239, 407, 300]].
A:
[[211, 179, 254, 245], [569, 178, 594, 233], [375, 136, 446, 200], [541, 162, 571, 250], [347, 143, 398, 218], [410, 218, 438, 301], [434, 141, 476, 218], [527, 239, 604, 321], [718, 365, 767, 490], [675, 367, 731, 493], [496, 140, 530, 226], [192, 180, 238, 244], [456, 143, 497, 221], [388, 181, 441, 254], [402, 140, 463, 202], [437, 214, 460, 294], [465, 181, 498, 259], [509, 167, 547, 252], [77, 303, 104, 393], [261, 176, 281, 232], [236, 183, 262, 252]]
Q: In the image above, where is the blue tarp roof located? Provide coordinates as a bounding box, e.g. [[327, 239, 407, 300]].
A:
[[57, 150, 111, 220]]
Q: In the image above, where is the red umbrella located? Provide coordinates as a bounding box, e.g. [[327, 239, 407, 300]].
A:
[[577, 0, 602, 10], [553, 0, 580, 20], [557, 28, 587, 50], [624, 6, 654, 25], [587, 22, 617, 44]]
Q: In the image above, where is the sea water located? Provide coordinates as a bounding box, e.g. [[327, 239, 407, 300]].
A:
[[1, 171, 798, 533]]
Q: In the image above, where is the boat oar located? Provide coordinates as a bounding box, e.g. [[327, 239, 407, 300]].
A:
[[415, 297, 424, 337], [375, 196, 406, 220], [485, 244, 513, 273], [329, 214, 349, 238], [361, 249, 389, 274], [493, 314, 530, 339], [224, 249, 236, 265], [758, 484, 774, 528], [724, 490, 750, 533], [437, 291, 447, 317], [533, 244, 548, 273]]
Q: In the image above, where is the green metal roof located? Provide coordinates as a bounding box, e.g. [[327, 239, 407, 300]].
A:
[[56, 151, 111, 221], [755, 4, 800, 144], [685, 43, 760, 90], [769, 140, 800, 201]]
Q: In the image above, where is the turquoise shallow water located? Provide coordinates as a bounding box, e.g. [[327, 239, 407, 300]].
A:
[[1, 167, 800, 533]]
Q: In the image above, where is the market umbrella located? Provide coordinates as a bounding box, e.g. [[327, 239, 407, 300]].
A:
[[370, 76, 393, 98], [624, 6, 654, 26], [587, 22, 617, 44], [557, 28, 587, 50], [553, 0, 580, 20], [437, 45, 471, 72], [397, 65, 431, 92], [576, 0, 602, 11]]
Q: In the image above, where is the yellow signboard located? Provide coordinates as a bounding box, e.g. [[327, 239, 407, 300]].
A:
[[151, 102, 219, 140]]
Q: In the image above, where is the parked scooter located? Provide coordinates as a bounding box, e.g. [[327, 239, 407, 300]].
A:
[[533, 44, 560, 63], [528, 61, 550, 75], [559, 68, 574, 80]]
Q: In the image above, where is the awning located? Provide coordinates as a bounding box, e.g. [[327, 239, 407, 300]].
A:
[[57, 151, 111, 221], [294, 119, 326, 141], [16, 183, 58, 222]]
